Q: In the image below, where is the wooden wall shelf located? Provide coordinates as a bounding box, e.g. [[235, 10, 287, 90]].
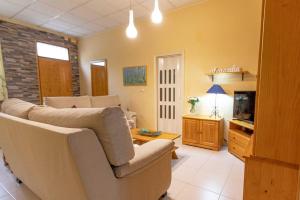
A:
[[206, 71, 249, 81]]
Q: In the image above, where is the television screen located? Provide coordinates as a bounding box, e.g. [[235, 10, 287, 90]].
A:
[[233, 91, 256, 124]]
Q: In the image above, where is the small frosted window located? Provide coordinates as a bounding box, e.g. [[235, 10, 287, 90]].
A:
[[37, 42, 69, 61], [92, 61, 105, 66]]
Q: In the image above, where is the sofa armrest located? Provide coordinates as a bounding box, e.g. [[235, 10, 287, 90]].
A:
[[114, 139, 174, 178]]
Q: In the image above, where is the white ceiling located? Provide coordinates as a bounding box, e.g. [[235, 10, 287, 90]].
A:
[[0, 0, 202, 37]]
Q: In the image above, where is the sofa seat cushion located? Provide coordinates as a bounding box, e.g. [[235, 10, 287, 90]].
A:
[[114, 139, 174, 178], [44, 96, 91, 108], [28, 106, 134, 166], [90, 95, 121, 108], [1, 98, 36, 119]]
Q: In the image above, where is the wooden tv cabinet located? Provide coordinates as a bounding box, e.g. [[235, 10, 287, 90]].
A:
[[182, 115, 224, 151], [228, 120, 254, 161]]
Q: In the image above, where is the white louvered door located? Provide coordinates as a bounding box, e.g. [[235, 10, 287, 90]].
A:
[[157, 54, 183, 134]]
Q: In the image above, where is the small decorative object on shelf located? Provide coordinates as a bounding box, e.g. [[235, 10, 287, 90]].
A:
[[206, 65, 250, 82], [211, 65, 242, 73], [187, 97, 199, 113]]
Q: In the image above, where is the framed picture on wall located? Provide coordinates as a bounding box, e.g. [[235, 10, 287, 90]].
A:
[[123, 65, 147, 86]]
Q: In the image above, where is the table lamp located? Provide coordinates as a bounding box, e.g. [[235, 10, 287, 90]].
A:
[[207, 84, 226, 118]]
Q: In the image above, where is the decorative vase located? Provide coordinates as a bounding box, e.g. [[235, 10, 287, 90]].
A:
[[190, 104, 196, 113]]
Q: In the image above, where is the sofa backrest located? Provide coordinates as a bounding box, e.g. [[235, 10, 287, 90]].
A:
[[43, 96, 91, 108], [0, 112, 117, 200], [90, 95, 121, 108], [43, 95, 122, 109], [1, 98, 36, 119], [28, 106, 135, 166]]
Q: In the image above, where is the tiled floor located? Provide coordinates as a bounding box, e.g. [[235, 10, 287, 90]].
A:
[[168, 142, 244, 200], [0, 142, 244, 200]]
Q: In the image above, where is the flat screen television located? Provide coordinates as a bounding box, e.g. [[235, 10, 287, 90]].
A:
[[233, 91, 256, 124]]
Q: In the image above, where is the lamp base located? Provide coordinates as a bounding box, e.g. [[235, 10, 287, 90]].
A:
[[210, 107, 221, 119]]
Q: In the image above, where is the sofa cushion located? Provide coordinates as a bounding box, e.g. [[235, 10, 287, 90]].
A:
[[28, 106, 134, 166], [1, 98, 36, 119], [44, 96, 91, 108], [114, 139, 174, 178], [90, 95, 121, 108]]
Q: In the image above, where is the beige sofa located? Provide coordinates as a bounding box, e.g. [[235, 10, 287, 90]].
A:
[[0, 99, 173, 200], [43, 95, 137, 128]]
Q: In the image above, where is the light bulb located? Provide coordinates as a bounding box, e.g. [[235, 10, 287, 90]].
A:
[[126, 9, 138, 39], [151, 0, 163, 24]]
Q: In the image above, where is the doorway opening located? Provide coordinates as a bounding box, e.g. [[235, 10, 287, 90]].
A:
[[91, 60, 108, 96]]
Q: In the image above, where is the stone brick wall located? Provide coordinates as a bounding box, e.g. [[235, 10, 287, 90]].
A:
[[0, 20, 80, 104]]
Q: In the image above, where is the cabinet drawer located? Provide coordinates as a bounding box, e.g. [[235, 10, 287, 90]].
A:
[[202, 121, 217, 127], [229, 130, 250, 148], [228, 142, 245, 158]]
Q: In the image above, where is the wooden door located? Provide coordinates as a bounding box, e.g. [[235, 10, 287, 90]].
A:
[[254, 0, 300, 165], [38, 57, 72, 101], [182, 118, 201, 144], [244, 0, 300, 199], [157, 54, 183, 134], [91, 64, 108, 96], [200, 121, 218, 148]]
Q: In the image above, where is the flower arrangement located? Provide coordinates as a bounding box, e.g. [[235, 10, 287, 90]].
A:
[[187, 97, 199, 113]]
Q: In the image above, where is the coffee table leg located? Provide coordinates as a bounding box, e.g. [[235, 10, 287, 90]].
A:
[[172, 146, 179, 159], [172, 151, 178, 159]]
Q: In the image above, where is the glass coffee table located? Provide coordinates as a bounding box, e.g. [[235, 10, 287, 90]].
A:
[[130, 128, 181, 159]]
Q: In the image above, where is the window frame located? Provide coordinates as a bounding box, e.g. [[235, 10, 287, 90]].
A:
[[36, 42, 70, 61]]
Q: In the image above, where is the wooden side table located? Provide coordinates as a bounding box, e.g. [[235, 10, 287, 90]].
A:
[[182, 115, 224, 151]]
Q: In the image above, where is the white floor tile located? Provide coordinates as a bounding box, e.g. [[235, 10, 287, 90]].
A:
[[189, 169, 229, 194], [0, 195, 15, 200], [167, 178, 188, 199], [219, 196, 234, 200], [176, 185, 219, 200], [179, 153, 211, 170], [200, 156, 235, 175], [221, 160, 244, 200], [0, 187, 8, 198], [172, 165, 199, 183]]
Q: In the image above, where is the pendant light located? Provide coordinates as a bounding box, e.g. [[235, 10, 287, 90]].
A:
[[126, 0, 138, 39], [151, 0, 163, 24]]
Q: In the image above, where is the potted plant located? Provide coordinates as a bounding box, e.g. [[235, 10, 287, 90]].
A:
[[187, 97, 199, 113]]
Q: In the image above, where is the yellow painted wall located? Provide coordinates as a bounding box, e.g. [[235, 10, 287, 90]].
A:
[[79, 0, 262, 135]]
